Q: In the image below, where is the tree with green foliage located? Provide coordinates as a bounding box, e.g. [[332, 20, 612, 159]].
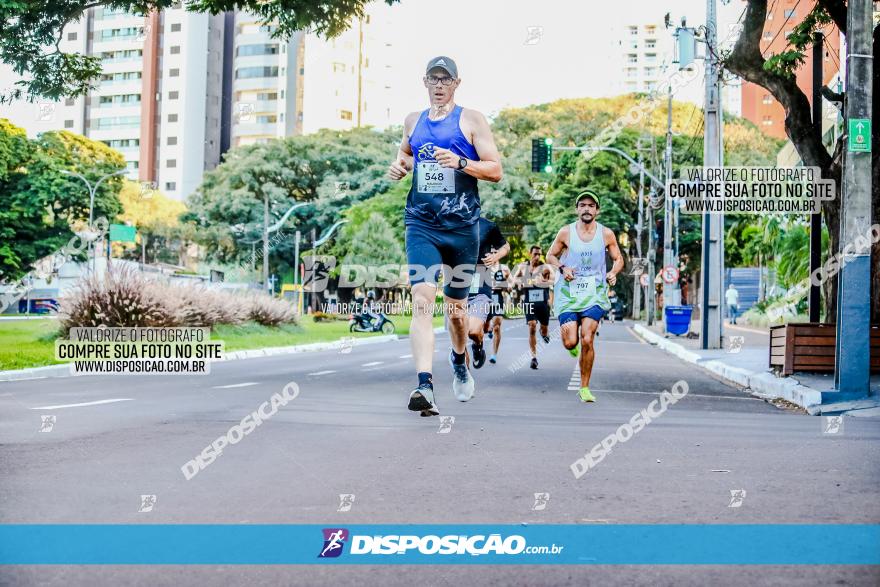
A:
[[0, 0, 399, 103], [0, 120, 124, 281], [724, 0, 880, 323], [115, 180, 190, 264], [187, 127, 399, 271]]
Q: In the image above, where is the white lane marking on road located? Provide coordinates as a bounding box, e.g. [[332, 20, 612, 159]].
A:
[[212, 382, 259, 389], [308, 370, 337, 376], [30, 398, 134, 410], [361, 361, 384, 367], [399, 354, 413, 359]]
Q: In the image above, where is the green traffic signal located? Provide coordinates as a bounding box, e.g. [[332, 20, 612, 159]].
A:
[[531, 137, 554, 173]]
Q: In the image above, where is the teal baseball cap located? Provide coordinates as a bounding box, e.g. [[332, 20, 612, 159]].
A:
[[574, 190, 600, 207]]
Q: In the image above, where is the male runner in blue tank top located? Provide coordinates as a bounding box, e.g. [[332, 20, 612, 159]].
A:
[[546, 191, 624, 403], [387, 56, 503, 417]]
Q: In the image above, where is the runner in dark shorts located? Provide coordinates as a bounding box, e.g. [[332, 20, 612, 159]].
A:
[[387, 56, 503, 417], [485, 263, 511, 364], [513, 245, 554, 370], [463, 217, 508, 369]]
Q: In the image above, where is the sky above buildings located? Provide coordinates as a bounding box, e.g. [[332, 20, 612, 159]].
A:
[[0, 0, 746, 133], [370, 0, 745, 122]]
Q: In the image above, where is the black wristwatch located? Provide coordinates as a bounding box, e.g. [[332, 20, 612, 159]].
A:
[[458, 157, 468, 169]]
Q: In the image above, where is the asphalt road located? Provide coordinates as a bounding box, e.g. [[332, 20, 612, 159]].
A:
[[1, 319, 879, 586]]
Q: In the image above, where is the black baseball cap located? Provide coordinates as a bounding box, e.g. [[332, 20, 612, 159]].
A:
[[574, 190, 600, 207], [426, 56, 458, 78]]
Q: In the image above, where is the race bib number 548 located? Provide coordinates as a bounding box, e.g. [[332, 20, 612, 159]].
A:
[[417, 162, 455, 193]]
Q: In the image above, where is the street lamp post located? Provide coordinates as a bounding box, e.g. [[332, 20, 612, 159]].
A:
[[62, 169, 126, 272], [295, 219, 349, 315], [260, 201, 312, 292]]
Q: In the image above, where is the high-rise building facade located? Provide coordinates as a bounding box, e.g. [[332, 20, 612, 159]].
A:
[[740, 0, 841, 139], [225, 5, 394, 141], [617, 21, 674, 95], [0, 4, 393, 201], [227, 11, 305, 147]]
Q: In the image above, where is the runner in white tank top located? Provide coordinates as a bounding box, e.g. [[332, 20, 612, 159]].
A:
[[546, 191, 624, 403]]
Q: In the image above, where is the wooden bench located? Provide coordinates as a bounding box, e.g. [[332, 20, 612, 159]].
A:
[[770, 322, 880, 376]]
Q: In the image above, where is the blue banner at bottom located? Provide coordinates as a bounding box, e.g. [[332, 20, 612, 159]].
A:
[[0, 525, 878, 565]]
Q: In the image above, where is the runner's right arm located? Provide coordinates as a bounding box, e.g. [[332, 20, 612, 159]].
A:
[[387, 112, 419, 180], [546, 227, 575, 281]]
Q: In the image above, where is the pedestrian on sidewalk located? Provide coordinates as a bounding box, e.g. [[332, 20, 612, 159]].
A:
[[726, 283, 740, 325]]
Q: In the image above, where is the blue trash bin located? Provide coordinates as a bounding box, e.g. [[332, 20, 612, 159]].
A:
[[664, 305, 693, 336]]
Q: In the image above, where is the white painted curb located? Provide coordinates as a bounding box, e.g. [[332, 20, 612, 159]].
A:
[[0, 363, 69, 382], [0, 334, 400, 382], [631, 323, 823, 412], [218, 334, 398, 361]]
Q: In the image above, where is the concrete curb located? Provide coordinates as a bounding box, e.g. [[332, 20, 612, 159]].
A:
[[0, 364, 70, 382], [218, 334, 398, 361], [631, 323, 824, 412], [0, 334, 400, 382]]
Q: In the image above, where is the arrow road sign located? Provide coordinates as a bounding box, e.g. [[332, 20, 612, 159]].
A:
[[848, 119, 871, 153]]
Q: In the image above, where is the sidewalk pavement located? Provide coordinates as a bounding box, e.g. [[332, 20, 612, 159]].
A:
[[631, 319, 880, 417]]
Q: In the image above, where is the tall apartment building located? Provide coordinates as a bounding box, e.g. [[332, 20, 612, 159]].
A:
[[226, 11, 305, 148], [740, 0, 841, 139], [300, 8, 394, 134], [0, 4, 393, 200], [617, 21, 674, 95], [226, 4, 393, 143]]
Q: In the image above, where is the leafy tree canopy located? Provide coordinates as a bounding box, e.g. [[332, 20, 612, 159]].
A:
[[0, 119, 124, 281]]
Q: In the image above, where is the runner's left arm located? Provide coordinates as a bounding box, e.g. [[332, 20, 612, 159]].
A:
[[482, 243, 510, 266], [481, 224, 510, 266], [604, 227, 624, 287], [432, 110, 502, 182]]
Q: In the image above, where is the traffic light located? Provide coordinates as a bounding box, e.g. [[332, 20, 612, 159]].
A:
[[531, 138, 553, 173]]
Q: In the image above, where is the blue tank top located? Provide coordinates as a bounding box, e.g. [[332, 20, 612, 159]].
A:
[[405, 105, 481, 229]]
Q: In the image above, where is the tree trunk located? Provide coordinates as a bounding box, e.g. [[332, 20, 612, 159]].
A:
[[725, 1, 878, 324]]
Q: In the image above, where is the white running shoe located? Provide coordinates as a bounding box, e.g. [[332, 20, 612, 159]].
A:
[[408, 384, 439, 417], [448, 350, 475, 402]]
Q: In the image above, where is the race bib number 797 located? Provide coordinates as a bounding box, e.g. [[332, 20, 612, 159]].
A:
[[572, 275, 597, 301]]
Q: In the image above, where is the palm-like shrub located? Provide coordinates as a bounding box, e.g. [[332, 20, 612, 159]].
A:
[[59, 267, 297, 333]]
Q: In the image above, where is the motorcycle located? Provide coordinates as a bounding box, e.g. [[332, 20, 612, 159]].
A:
[[348, 311, 395, 334]]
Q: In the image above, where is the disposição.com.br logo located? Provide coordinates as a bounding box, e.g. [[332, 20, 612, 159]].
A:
[[317, 528, 563, 558]]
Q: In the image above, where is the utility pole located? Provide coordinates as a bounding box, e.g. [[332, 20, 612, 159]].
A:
[[633, 138, 646, 320], [262, 192, 270, 292], [662, 83, 676, 315], [834, 0, 873, 396], [293, 230, 301, 290], [356, 17, 364, 127], [809, 32, 824, 323], [699, 0, 724, 350], [647, 138, 659, 326]]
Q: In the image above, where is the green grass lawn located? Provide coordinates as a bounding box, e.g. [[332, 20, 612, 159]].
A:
[[0, 315, 444, 371], [0, 319, 62, 371]]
